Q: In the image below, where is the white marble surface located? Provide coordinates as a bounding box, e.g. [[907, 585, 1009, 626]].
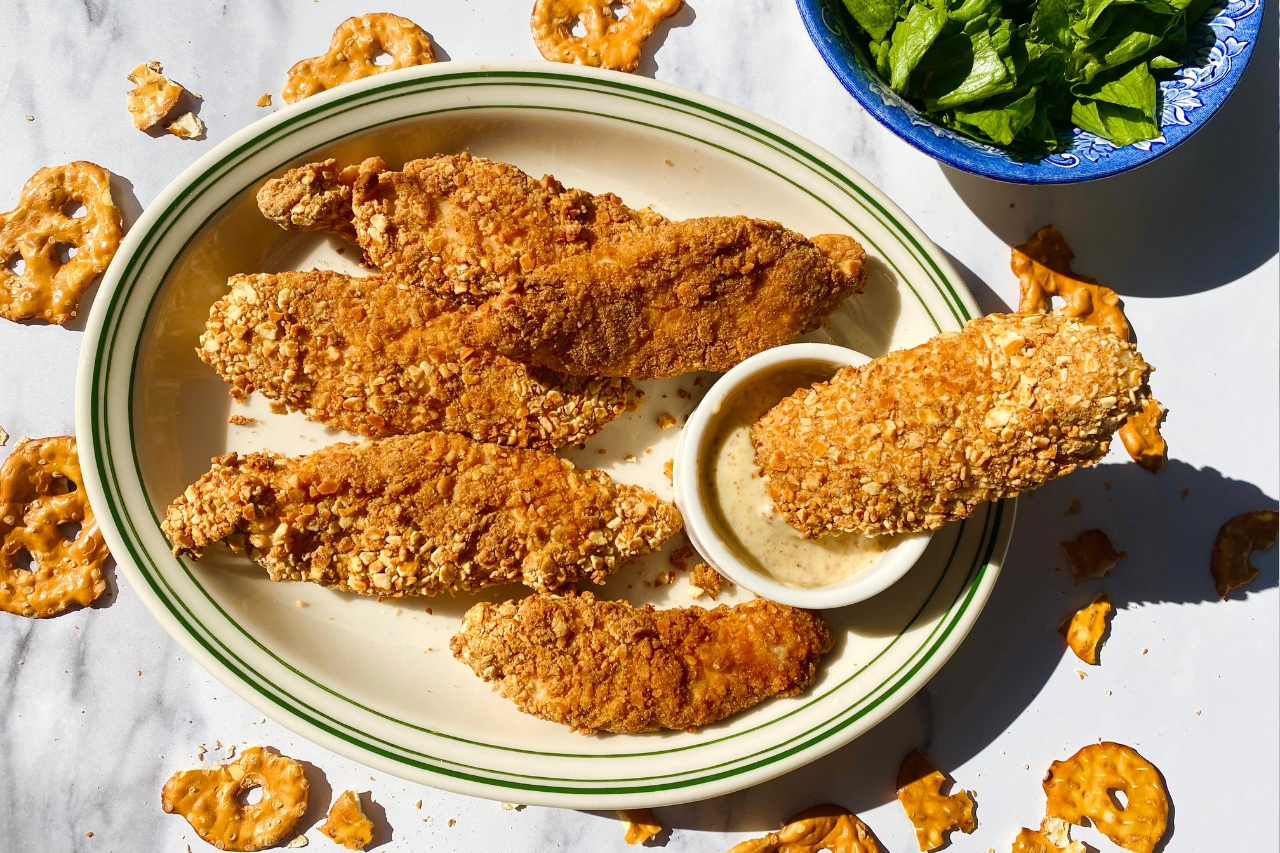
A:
[[1, 1, 1276, 851]]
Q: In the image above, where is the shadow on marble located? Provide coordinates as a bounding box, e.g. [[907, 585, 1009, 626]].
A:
[[940, 249, 1011, 317], [660, 458, 1276, 832], [297, 758, 334, 834], [360, 790, 394, 849], [941, 2, 1279, 300], [635, 2, 697, 78]]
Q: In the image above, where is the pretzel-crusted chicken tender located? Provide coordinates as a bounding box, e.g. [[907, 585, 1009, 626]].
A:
[[349, 152, 667, 303], [451, 591, 833, 733], [752, 313, 1154, 537], [256, 158, 363, 241], [162, 433, 680, 596], [463, 219, 867, 378], [200, 271, 632, 449]]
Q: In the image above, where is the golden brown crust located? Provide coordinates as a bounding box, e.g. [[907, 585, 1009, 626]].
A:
[[0, 162, 123, 325], [463, 217, 867, 378], [161, 433, 681, 596], [349, 152, 666, 303], [0, 436, 109, 618], [255, 158, 366, 241], [450, 591, 833, 733], [752, 313, 1154, 537], [199, 271, 632, 449]]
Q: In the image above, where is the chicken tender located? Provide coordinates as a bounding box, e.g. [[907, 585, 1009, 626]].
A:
[[752, 313, 1155, 537], [255, 158, 363, 242], [450, 591, 833, 733], [162, 433, 681, 596], [463, 220, 867, 378], [200, 271, 632, 449], [258, 153, 666, 301]]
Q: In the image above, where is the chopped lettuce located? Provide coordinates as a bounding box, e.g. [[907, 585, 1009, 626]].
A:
[[839, 0, 1208, 155]]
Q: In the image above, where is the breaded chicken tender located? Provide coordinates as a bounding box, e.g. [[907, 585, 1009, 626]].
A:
[[199, 271, 632, 449], [258, 153, 667, 301], [752, 313, 1155, 537], [463, 221, 867, 378], [451, 591, 833, 733], [162, 433, 681, 596], [256, 158, 362, 241]]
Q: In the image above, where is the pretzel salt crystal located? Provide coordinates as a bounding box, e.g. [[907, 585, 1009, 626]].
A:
[[0, 162, 123, 324]]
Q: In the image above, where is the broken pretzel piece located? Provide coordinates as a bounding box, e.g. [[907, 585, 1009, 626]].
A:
[[617, 808, 661, 845], [283, 14, 436, 104], [1014, 225, 1130, 341], [531, 0, 684, 73], [161, 746, 309, 852], [1014, 225, 1168, 471], [726, 803, 882, 853], [0, 436, 109, 618], [1118, 399, 1166, 473], [1210, 509, 1278, 599], [1059, 591, 1112, 665], [1, 161, 123, 324], [1044, 742, 1169, 853], [320, 790, 374, 850], [126, 61, 184, 130], [1011, 816, 1086, 853], [1062, 529, 1125, 580], [895, 749, 976, 852]]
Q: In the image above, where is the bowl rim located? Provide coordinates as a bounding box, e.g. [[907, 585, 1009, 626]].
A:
[[794, 0, 1265, 184], [673, 342, 933, 608]]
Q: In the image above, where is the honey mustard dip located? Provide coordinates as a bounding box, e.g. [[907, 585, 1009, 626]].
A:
[[701, 365, 891, 588]]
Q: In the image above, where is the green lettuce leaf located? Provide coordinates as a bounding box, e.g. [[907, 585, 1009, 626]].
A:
[[843, 0, 904, 42], [890, 0, 951, 90], [1071, 97, 1161, 144], [950, 88, 1039, 142], [918, 20, 1019, 108]]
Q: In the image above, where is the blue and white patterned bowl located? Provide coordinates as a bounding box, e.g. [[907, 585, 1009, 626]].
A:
[[797, 0, 1264, 183]]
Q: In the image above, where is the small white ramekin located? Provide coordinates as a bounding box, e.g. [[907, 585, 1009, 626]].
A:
[[672, 343, 932, 609]]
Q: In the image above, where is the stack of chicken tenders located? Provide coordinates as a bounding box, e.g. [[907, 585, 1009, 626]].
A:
[[162, 152, 1155, 734]]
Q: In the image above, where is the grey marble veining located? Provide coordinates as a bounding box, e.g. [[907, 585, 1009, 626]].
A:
[[1, 1, 1276, 851]]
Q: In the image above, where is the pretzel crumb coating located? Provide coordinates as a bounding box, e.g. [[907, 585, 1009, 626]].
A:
[[463, 219, 867, 378], [350, 152, 668, 304], [256, 158, 365, 241], [752, 313, 1154, 537], [199, 271, 632, 449], [450, 592, 833, 733], [162, 433, 681, 596]]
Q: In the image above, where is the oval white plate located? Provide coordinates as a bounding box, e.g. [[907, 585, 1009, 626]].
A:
[[76, 61, 1014, 809]]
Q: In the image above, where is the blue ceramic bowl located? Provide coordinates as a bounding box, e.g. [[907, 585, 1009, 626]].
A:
[[797, 0, 1264, 183]]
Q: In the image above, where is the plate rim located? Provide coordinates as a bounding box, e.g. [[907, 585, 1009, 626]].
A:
[[75, 60, 1014, 807]]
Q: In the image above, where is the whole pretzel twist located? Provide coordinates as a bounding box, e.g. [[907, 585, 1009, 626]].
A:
[[531, 0, 684, 73], [0, 436, 109, 617], [283, 14, 436, 104], [0, 162, 123, 325]]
